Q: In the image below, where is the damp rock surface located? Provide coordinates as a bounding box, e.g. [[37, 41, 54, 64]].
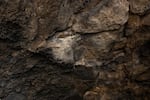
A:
[[0, 0, 150, 100]]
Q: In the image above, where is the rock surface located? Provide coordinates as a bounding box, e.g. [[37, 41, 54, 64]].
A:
[[129, 0, 150, 14], [0, 0, 149, 100]]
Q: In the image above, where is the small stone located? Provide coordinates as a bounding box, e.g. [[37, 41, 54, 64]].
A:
[[15, 87, 21, 93], [84, 91, 99, 100]]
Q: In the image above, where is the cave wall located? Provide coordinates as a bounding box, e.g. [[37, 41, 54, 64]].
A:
[[0, 0, 150, 100]]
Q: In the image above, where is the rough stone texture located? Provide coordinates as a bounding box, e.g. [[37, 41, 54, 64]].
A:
[[0, 0, 150, 100], [129, 0, 150, 14], [72, 0, 129, 33]]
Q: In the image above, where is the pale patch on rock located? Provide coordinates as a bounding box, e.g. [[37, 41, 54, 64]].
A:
[[74, 31, 118, 67], [46, 31, 80, 63]]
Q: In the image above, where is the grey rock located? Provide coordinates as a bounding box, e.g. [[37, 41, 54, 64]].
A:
[[0, 80, 6, 87], [5, 93, 26, 100]]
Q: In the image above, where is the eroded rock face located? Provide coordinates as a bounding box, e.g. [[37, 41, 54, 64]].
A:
[[72, 0, 129, 33], [34, 0, 129, 66], [129, 0, 150, 14], [74, 31, 118, 67], [0, 0, 149, 100]]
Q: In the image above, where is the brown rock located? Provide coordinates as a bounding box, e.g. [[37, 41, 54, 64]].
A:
[[0, 0, 149, 100], [142, 14, 150, 26], [129, 0, 150, 14], [72, 0, 129, 33]]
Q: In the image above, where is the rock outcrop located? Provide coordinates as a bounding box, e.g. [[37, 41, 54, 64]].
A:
[[0, 0, 149, 100]]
